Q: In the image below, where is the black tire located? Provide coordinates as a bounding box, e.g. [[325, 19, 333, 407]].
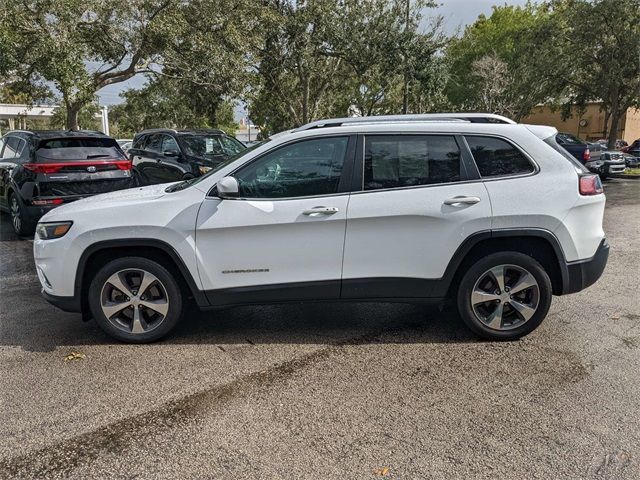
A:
[[8, 192, 35, 237], [88, 256, 183, 343], [456, 252, 552, 340]]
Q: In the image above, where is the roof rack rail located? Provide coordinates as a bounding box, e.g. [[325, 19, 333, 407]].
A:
[[138, 128, 179, 134], [294, 113, 516, 131]]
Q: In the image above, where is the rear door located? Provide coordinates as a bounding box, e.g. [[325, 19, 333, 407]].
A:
[[33, 136, 133, 199], [341, 134, 492, 299], [0, 136, 26, 209], [131, 134, 165, 184], [195, 135, 355, 303]]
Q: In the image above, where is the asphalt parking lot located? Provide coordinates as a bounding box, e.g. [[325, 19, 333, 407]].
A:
[[0, 179, 639, 479]]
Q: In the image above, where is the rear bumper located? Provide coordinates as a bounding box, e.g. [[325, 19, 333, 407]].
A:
[[41, 289, 81, 313], [563, 239, 609, 294]]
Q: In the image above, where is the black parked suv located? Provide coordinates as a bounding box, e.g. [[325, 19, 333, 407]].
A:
[[0, 130, 133, 236], [128, 129, 246, 185]]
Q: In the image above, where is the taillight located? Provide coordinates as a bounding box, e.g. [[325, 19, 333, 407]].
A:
[[579, 174, 603, 195], [24, 163, 63, 174], [23, 160, 131, 173], [32, 198, 64, 206], [582, 148, 590, 162]]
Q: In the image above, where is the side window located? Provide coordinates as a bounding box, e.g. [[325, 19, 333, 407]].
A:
[[1, 137, 20, 159], [234, 137, 349, 198], [364, 135, 461, 190], [132, 135, 146, 150], [161, 135, 179, 152], [145, 134, 163, 153], [466, 136, 535, 177], [219, 136, 244, 156]]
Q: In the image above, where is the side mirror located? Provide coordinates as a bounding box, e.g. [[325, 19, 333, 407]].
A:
[[163, 149, 179, 157], [217, 176, 239, 198]]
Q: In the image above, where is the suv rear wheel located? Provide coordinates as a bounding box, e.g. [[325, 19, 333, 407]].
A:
[[88, 257, 183, 343], [9, 192, 35, 237], [456, 252, 552, 340]]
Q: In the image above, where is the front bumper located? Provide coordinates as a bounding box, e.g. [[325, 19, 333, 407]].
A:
[[563, 239, 609, 294], [41, 289, 81, 313]]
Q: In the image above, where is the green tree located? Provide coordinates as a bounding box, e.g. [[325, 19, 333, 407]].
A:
[[108, 77, 238, 137], [545, 0, 640, 147], [4, 0, 179, 130], [446, 4, 552, 121]]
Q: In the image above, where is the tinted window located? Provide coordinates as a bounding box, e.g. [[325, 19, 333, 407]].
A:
[[1, 137, 22, 159], [161, 135, 179, 152], [145, 134, 163, 153], [466, 136, 534, 177], [36, 137, 124, 161], [364, 135, 461, 190], [234, 137, 348, 198], [556, 133, 585, 145], [219, 136, 245, 156]]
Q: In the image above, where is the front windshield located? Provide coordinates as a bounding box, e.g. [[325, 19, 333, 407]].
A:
[[181, 134, 245, 158], [165, 139, 270, 192]]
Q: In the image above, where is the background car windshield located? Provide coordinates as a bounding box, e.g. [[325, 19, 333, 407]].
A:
[[36, 138, 124, 160], [557, 133, 585, 144], [166, 140, 270, 192], [181, 135, 244, 157]]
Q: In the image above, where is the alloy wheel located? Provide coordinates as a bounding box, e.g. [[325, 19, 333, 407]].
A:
[[470, 264, 540, 331], [10, 196, 21, 233], [100, 269, 170, 334]]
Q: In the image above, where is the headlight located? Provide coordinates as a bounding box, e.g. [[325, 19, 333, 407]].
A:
[[199, 166, 213, 175], [36, 221, 73, 240]]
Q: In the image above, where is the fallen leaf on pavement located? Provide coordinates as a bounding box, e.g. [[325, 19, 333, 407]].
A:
[[64, 351, 86, 362], [373, 467, 390, 476]]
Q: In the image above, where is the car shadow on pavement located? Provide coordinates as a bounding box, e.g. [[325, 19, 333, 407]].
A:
[[1, 297, 478, 352]]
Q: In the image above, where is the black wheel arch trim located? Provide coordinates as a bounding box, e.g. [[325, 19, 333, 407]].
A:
[[74, 238, 209, 310], [62, 228, 588, 316], [439, 227, 571, 297]]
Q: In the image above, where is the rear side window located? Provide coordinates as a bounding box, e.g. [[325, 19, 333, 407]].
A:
[[364, 135, 461, 190], [465, 136, 534, 177], [1, 136, 25, 159], [36, 137, 124, 161]]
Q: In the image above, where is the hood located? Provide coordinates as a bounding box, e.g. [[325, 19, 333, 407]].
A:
[[40, 183, 172, 221]]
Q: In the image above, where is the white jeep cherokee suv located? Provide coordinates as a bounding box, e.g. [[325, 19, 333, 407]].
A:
[[34, 114, 609, 343]]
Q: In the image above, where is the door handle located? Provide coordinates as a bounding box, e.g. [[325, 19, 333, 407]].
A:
[[303, 206, 339, 216], [443, 196, 481, 206]]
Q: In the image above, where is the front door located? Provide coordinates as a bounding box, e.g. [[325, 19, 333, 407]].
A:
[[341, 134, 492, 299], [195, 135, 355, 305]]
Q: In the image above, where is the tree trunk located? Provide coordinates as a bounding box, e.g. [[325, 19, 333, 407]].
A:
[[602, 109, 611, 140], [66, 104, 81, 130], [301, 76, 310, 125], [607, 107, 621, 150]]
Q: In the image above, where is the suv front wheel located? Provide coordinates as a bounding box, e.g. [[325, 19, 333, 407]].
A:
[[88, 257, 183, 343], [456, 252, 552, 340]]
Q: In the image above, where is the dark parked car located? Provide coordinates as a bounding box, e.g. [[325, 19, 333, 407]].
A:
[[0, 130, 133, 236], [554, 132, 624, 178], [128, 129, 246, 185], [555, 132, 602, 163], [622, 138, 640, 157]]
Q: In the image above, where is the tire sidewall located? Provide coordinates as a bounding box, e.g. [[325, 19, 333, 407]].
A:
[[456, 252, 552, 340], [88, 257, 183, 343], [9, 192, 35, 238]]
